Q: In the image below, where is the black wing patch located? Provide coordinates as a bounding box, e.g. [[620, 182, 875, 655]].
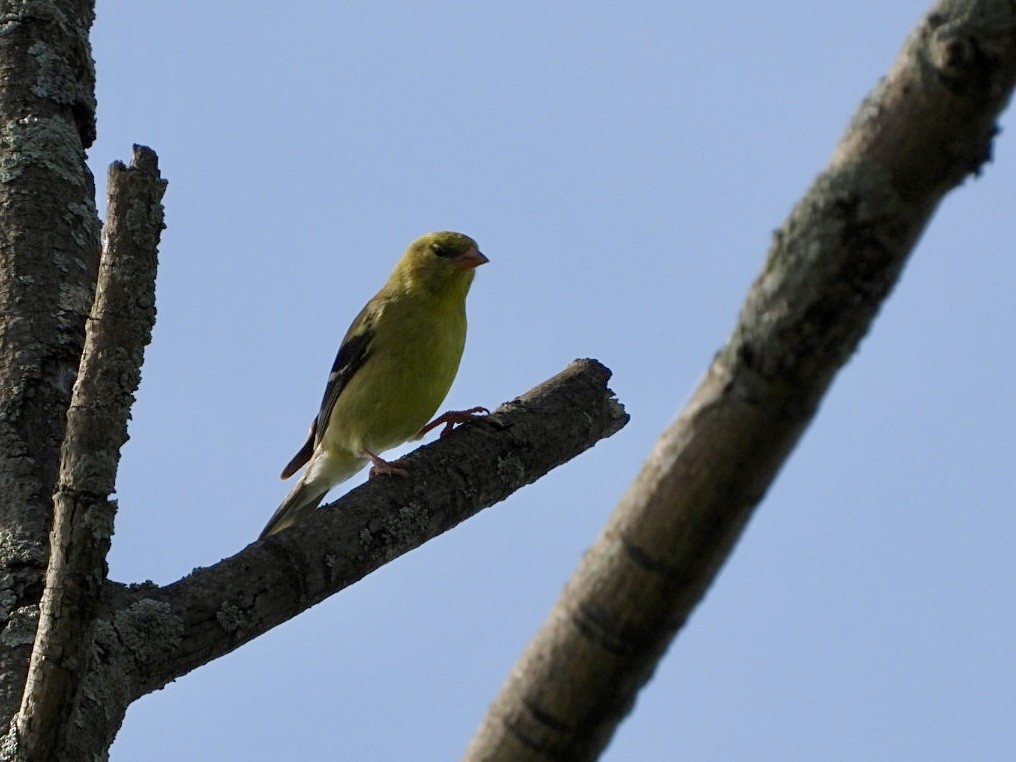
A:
[[315, 310, 375, 440], [279, 304, 378, 479], [280, 419, 316, 479]]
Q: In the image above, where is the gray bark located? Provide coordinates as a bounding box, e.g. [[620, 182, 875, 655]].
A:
[[0, 0, 98, 754], [17, 146, 165, 762], [465, 2, 1016, 759], [61, 360, 628, 759]]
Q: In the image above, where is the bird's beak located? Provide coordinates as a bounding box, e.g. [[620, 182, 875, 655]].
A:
[[456, 247, 490, 270]]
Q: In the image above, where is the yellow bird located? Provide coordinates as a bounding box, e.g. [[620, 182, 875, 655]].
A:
[[260, 231, 488, 538]]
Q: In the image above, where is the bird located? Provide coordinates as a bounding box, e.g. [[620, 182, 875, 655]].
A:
[[259, 231, 488, 538]]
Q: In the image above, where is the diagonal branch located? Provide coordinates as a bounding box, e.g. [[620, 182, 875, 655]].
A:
[[57, 358, 628, 759], [465, 2, 1016, 760], [14, 147, 166, 762]]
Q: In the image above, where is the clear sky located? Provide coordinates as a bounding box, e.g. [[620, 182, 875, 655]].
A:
[[91, 3, 1015, 760]]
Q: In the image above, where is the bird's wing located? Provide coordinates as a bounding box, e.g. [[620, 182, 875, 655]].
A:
[[279, 301, 380, 479], [280, 418, 317, 479]]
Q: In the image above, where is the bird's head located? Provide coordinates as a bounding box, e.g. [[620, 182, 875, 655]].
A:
[[396, 231, 489, 296]]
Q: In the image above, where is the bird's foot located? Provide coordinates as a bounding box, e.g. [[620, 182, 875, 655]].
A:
[[416, 406, 490, 439], [365, 449, 408, 479]]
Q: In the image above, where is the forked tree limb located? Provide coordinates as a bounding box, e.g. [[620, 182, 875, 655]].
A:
[[56, 359, 628, 759], [464, 2, 1016, 760]]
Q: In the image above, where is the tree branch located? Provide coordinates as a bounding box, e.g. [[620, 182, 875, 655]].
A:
[[59, 359, 627, 759], [465, 2, 1016, 760], [14, 147, 166, 762]]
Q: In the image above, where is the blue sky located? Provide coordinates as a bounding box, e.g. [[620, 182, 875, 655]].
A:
[[91, 3, 1015, 760]]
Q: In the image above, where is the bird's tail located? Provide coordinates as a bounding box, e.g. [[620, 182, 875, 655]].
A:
[[259, 476, 328, 539], [259, 449, 368, 539]]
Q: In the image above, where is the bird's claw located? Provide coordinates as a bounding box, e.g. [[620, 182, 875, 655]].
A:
[[416, 406, 490, 439], [365, 450, 408, 479]]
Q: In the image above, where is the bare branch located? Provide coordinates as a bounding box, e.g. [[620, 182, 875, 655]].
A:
[[15, 147, 166, 762], [465, 2, 1016, 760], [56, 359, 628, 758]]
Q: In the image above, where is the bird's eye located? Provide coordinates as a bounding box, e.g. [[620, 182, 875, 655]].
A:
[[431, 243, 456, 258]]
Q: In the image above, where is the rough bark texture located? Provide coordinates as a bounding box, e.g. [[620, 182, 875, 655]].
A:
[[0, 0, 98, 746], [465, 2, 1016, 760], [14, 147, 165, 762], [58, 359, 627, 759], [1, 0, 1010, 759]]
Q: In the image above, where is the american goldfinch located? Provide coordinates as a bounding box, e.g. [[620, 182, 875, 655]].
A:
[[259, 231, 488, 538]]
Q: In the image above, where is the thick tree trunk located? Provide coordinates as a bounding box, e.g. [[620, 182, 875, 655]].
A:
[[0, 0, 98, 751]]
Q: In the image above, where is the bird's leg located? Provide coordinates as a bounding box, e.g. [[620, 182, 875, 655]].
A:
[[364, 449, 408, 479], [416, 406, 489, 439]]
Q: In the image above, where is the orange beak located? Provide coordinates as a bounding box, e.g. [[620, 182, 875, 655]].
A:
[[456, 246, 490, 270]]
